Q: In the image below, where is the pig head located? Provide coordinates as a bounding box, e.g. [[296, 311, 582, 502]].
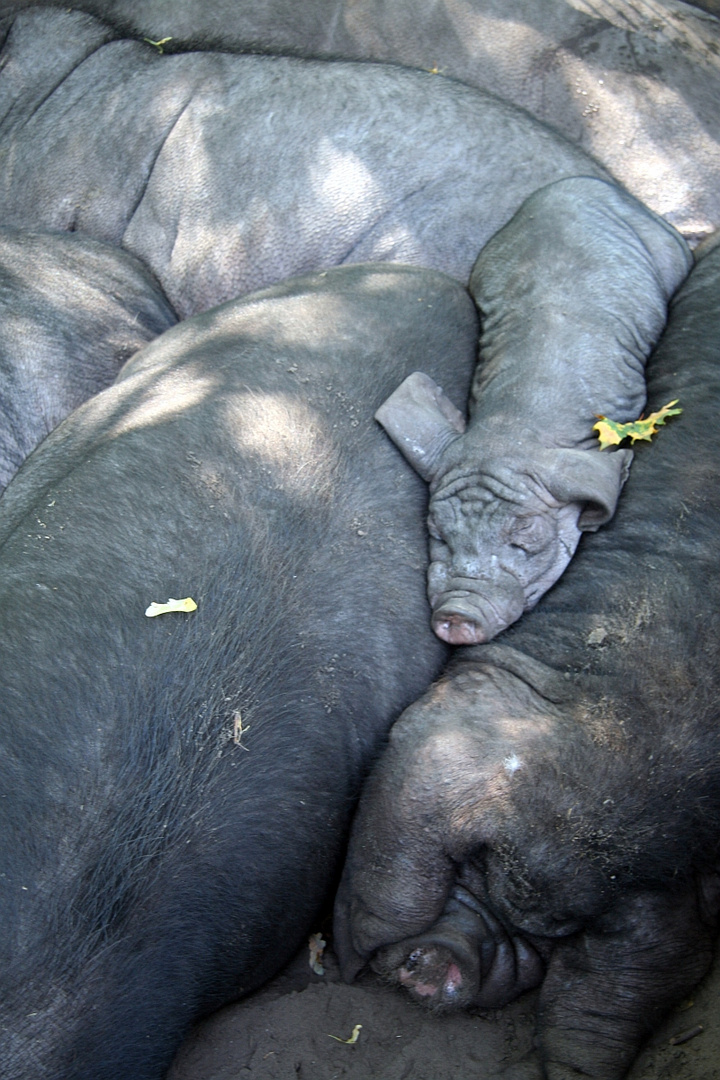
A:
[[376, 177, 692, 643]]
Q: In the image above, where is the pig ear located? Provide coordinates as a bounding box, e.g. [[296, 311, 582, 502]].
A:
[[543, 447, 633, 530], [375, 371, 466, 482]]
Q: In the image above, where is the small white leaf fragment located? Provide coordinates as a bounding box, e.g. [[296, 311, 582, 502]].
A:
[[145, 597, 197, 617], [327, 1024, 362, 1045], [308, 932, 326, 975], [233, 711, 250, 750]]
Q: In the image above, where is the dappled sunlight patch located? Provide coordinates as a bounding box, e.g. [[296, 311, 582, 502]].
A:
[[309, 138, 381, 218], [208, 290, 358, 351], [222, 391, 336, 496], [348, 221, 428, 266], [109, 367, 220, 437], [547, 52, 718, 234], [442, 0, 549, 62]]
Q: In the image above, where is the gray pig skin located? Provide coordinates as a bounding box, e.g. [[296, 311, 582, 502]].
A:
[[0, 7, 611, 318], [376, 177, 692, 644], [0, 0, 718, 246], [335, 239, 720, 1079], [0, 228, 176, 492], [0, 264, 477, 1080]]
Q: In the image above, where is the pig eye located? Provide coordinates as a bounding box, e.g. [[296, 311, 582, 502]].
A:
[[508, 515, 551, 554]]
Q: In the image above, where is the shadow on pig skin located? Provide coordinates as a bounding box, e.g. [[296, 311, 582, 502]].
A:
[[0, 0, 718, 245], [0, 6, 613, 319], [0, 264, 479, 1080], [335, 239, 720, 1080]]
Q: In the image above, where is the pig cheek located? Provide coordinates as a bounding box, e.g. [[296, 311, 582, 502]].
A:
[[502, 518, 558, 592], [504, 544, 556, 603]]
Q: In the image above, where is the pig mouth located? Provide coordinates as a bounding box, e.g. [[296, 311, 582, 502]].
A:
[[431, 584, 524, 644]]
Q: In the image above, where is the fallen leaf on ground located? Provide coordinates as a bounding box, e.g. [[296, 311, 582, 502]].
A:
[[327, 1024, 362, 1045]]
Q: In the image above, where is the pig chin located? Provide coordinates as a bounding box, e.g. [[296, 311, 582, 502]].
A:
[[431, 583, 525, 644]]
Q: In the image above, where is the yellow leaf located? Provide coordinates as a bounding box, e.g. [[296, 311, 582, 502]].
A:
[[143, 36, 173, 54], [593, 400, 682, 450], [145, 597, 197, 617], [592, 417, 624, 449], [327, 1024, 362, 1044]]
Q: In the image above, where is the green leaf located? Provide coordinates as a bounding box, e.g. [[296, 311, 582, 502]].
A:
[[593, 400, 682, 450]]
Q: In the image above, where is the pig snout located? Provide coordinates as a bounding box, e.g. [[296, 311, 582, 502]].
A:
[[428, 563, 525, 644], [371, 886, 544, 1011]]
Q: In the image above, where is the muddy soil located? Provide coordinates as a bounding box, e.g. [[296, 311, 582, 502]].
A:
[[169, 930, 720, 1080]]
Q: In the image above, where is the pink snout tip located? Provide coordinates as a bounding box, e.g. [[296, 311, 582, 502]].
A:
[[432, 614, 489, 645]]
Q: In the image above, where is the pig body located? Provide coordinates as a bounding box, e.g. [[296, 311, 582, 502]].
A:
[[0, 7, 610, 318], [0, 0, 717, 245], [335, 240, 720, 1079], [0, 264, 478, 1080]]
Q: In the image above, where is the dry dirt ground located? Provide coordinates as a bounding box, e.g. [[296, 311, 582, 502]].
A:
[[169, 929, 720, 1080]]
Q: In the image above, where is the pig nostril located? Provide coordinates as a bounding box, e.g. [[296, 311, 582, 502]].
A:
[[405, 949, 422, 972]]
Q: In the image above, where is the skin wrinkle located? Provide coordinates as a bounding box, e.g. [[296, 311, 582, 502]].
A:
[[339, 181, 432, 264], [0, 16, 113, 129], [126, 96, 195, 237], [432, 466, 570, 512]]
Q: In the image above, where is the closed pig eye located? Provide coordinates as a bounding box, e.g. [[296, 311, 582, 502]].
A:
[[507, 515, 551, 554]]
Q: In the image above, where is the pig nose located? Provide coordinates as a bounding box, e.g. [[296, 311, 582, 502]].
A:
[[427, 559, 453, 607], [432, 602, 491, 644], [431, 574, 525, 643], [428, 554, 484, 606]]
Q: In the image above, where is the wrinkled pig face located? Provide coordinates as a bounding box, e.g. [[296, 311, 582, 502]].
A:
[[375, 372, 631, 645], [427, 477, 583, 644]]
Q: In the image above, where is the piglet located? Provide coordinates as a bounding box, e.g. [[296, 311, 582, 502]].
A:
[[376, 177, 692, 642]]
